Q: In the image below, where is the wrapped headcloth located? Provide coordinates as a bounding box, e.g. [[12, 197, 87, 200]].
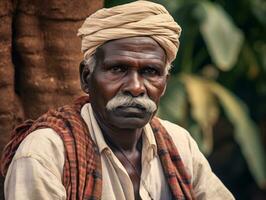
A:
[[77, 0, 181, 64]]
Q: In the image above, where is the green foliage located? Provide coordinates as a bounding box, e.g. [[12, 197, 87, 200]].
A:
[[199, 2, 244, 70]]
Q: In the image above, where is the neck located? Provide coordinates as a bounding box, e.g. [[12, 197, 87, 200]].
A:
[[94, 116, 144, 152], [103, 124, 143, 152]]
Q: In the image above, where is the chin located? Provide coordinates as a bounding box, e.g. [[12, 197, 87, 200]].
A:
[[120, 120, 148, 129]]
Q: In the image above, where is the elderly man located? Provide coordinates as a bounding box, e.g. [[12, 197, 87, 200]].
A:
[[1, 1, 234, 200]]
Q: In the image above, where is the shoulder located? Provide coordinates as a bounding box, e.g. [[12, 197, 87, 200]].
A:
[[12, 128, 65, 177], [5, 128, 67, 199], [158, 118, 193, 151], [158, 118, 189, 136], [157, 118, 195, 174]]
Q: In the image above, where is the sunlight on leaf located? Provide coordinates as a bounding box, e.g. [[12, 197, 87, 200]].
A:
[[180, 74, 219, 154], [199, 2, 244, 71]]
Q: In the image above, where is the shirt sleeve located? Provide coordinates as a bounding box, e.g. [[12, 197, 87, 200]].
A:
[[4, 128, 66, 200]]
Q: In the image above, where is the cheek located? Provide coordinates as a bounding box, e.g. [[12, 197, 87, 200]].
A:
[[146, 78, 167, 102], [90, 74, 121, 104]]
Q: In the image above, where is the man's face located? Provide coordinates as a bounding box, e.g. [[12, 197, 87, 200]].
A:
[[84, 36, 168, 130]]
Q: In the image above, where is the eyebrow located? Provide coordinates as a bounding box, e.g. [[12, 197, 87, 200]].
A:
[[103, 57, 165, 67]]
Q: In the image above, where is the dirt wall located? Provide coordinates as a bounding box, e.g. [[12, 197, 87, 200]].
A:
[[0, 0, 103, 152]]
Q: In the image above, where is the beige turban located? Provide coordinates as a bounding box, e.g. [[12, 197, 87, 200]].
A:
[[77, 0, 181, 64]]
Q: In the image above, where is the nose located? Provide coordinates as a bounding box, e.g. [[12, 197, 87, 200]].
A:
[[122, 71, 145, 97]]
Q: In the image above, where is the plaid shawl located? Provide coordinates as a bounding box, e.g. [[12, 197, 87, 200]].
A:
[[1, 96, 194, 200]]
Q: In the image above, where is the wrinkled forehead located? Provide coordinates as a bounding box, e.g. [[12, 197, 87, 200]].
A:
[[95, 36, 167, 63]]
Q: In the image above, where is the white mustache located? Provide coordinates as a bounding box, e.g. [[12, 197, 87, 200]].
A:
[[106, 92, 157, 113]]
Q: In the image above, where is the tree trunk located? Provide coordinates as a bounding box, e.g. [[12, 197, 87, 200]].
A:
[[0, 0, 103, 197]]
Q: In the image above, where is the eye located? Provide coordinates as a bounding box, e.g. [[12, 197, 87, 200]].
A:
[[109, 65, 127, 73], [141, 67, 160, 76]]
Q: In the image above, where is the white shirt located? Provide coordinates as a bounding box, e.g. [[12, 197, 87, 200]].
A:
[[5, 103, 234, 200]]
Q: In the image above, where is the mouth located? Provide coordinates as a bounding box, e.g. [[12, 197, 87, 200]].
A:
[[117, 104, 146, 111], [114, 104, 147, 117]]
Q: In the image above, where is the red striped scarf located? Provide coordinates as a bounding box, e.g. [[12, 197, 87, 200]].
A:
[[1, 96, 194, 199]]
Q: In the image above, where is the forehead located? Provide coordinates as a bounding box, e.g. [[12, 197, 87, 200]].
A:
[[96, 37, 166, 65]]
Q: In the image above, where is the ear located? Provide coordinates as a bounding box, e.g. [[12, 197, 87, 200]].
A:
[[79, 61, 91, 94]]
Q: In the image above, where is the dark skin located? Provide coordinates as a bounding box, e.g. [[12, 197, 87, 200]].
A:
[[80, 36, 168, 199]]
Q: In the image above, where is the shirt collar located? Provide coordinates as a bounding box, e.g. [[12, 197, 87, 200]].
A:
[[143, 123, 158, 157]]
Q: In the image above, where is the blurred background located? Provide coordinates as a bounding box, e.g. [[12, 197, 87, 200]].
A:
[[0, 0, 265, 199]]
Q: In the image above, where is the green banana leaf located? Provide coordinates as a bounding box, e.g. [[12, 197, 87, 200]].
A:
[[199, 2, 244, 71], [180, 74, 219, 155]]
